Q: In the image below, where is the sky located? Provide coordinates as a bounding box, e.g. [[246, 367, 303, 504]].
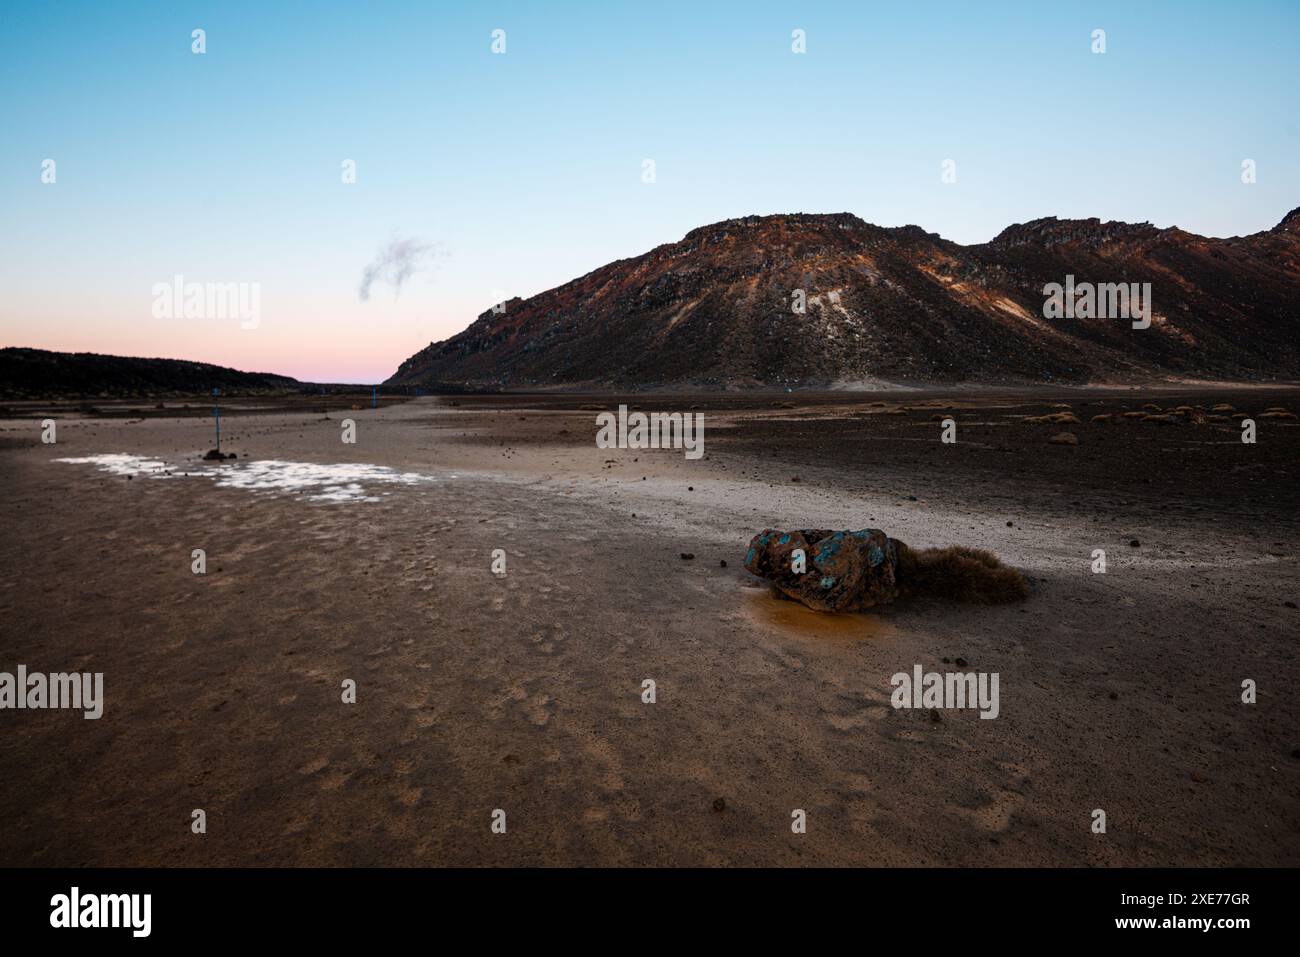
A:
[[1, 0, 1297, 383]]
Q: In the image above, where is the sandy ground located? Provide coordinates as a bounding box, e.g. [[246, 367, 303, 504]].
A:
[[0, 390, 1297, 866]]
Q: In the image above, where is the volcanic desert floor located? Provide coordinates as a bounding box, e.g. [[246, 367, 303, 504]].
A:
[[1, 388, 1297, 866]]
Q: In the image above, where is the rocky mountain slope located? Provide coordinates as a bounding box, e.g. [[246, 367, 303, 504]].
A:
[[388, 209, 1300, 390]]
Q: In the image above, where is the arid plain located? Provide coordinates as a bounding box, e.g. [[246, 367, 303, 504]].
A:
[[1, 388, 1297, 866]]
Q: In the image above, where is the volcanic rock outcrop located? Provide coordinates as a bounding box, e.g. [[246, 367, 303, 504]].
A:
[[744, 528, 903, 612]]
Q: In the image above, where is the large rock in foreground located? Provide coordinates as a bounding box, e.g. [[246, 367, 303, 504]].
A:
[[744, 528, 903, 612], [745, 528, 1032, 609]]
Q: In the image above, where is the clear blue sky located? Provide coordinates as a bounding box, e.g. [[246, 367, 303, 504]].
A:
[[2, 0, 1297, 382]]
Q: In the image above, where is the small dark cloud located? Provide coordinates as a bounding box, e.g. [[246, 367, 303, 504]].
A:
[[358, 235, 443, 301]]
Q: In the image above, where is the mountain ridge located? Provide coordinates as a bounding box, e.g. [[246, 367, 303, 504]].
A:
[[388, 208, 1300, 391]]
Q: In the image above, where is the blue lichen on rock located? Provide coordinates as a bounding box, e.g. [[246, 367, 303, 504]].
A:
[[743, 527, 902, 612]]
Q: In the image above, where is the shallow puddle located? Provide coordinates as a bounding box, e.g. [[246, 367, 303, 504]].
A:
[[55, 453, 171, 476], [55, 454, 442, 503], [742, 587, 895, 641]]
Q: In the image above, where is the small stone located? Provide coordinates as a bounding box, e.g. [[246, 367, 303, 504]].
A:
[[687, 486, 694, 491], [929, 709, 942, 723], [1108, 692, 1119, 701], [1190, 771, 1208, 783], [955, 657, 968, 667], [791, 476, 800, 483], [719, 560, 727, 568], [712, 797, 726, 813], [1285, 601, 1297, 609], [680, 553, 695, 560], [1047, 432, 1078, 446], [1129, 539, 1140, 547]]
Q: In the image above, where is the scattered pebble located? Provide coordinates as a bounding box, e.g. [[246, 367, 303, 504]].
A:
[[1129, 539, 1140, 547], [680, 553, 695, 560], [712, 797, 726, 813]]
